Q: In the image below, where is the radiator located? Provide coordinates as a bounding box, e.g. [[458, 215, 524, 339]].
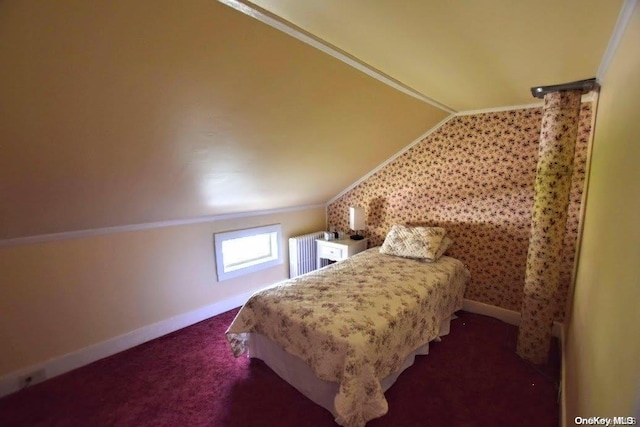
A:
[[289, 231, 326, 278]]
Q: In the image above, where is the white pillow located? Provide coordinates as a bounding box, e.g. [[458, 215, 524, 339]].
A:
[[379, 225, 446, 260]]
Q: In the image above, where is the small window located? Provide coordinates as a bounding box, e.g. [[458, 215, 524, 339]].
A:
[[214, 224, 282, 281]]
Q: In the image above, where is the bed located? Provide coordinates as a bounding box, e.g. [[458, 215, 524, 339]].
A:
[[226, 242, 469, 427]]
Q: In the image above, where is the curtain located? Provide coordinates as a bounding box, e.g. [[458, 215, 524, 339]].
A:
[[516, 90, 582, 364]]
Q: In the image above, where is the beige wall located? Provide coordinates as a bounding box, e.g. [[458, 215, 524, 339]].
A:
[[565, 2, 640, 420], [0, 206, 325, 376]]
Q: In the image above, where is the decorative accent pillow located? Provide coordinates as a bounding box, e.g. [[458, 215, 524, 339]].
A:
[[425, 236, 453, 262], [379, 225, 447, 260]]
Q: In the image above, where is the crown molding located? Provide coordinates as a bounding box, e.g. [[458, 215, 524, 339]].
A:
[[455, 102, 543, 116], [456, 92, 596, 117], [597, 0, 638, 82], [0, 204, 325, 248]]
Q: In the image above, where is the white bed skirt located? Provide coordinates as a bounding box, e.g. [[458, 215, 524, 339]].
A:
[[246, 316, 454, 420]]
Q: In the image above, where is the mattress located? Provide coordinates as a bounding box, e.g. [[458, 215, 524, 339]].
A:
[[227, 248, 469, 427]]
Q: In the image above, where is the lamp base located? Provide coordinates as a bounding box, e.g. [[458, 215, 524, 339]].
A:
[[350, 234, 364, 240]]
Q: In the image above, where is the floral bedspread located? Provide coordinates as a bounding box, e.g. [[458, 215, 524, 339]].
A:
[[226, 248, 469, 427]]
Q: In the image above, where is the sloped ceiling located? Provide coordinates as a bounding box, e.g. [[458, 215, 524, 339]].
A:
[[0, 0, 446, 239], [0, 0, 624, 239], [247, 0, 623, 111]]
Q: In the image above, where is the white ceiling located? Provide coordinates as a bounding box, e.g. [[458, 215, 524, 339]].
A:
[[244, 0, 624, 111]]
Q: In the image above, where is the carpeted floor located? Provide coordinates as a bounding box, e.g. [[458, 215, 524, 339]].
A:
[[0, 309, 559, 426]]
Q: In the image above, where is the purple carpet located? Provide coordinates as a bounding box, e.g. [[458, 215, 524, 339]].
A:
[[0, 309, 559, 426]]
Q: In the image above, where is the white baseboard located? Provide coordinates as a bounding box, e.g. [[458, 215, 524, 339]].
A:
[[0, 296, 563, 399], [462, 298, 563, 338], [0, 289, 256, 398]]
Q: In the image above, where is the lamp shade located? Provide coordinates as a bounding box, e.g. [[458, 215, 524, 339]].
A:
[[349, 206, 365, 231]]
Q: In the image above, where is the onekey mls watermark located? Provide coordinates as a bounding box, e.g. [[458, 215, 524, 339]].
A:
[[575, 417, 637, 426]]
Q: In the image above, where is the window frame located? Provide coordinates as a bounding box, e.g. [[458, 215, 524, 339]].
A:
[[213, 224, 283, 282]]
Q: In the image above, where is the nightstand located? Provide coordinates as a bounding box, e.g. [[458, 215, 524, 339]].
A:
[[316, 238, 368, 269]]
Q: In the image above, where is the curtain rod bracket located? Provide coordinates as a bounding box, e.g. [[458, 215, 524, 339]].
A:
[[530, 78, 599, 99]]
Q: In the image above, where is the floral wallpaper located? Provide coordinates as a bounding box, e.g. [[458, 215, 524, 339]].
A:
[[327, 104, 592, 321]]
